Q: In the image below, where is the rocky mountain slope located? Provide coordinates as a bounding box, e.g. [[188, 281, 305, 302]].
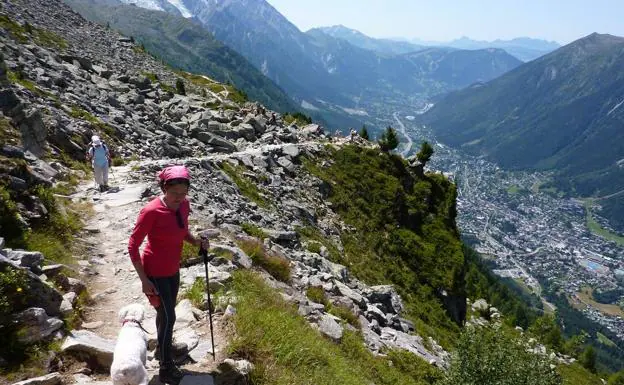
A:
[[63, 0, 297, 113], [0, 0, 458, 382], [422, 33, 624, 232], [106, 0, 521, 130], [0, 0, 601, 384]]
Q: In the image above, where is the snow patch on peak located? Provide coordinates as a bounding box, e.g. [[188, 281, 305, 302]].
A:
[[166, 0, 193, 18], [119, 0, 164, 12]]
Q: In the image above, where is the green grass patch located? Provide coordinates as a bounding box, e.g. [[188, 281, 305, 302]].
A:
[[507, 185, 520, 195], [596, 331, 617, 348], [237, 239, 291, 283], [7, 70, 55, 99], [220, 162, 269, 208], [141, 71, 159, 83], [181, 241, 200, 266], [69, 106, 119, 140], [0, 16, 67, 49], [241, 222, 268, 240], [584, 201, 624, 246], [184, 277, 207, 310], [304, 286, 359, 327], [229, 270, 442, 385], [557, 362, 602, 385], [327, 304, 359, 328], [306, 286, 328, 305], [306, 241, 322, 254], [295, 226, 341, 262]]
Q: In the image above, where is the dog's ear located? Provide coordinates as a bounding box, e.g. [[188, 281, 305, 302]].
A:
[[118, 306, 129, 323]]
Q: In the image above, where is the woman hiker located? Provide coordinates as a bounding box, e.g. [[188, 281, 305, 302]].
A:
[[128, 165, 209, 384]]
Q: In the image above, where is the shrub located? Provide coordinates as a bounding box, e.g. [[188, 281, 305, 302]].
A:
[[238, 239, 291, 283], [0, 267, 30, 324], [306, 241, 322, 254], [306, 286, 327, 305], [441, 326, 561, 385]]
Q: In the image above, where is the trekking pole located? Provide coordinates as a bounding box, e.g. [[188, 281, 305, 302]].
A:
[[199, 236, 216, 361]]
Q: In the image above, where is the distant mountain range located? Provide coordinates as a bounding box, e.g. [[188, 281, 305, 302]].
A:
[[422, 33, 624, 231], [96, 0, 520, 130], [320, 26, 560, 62], [309, 25, 425, 56], [64, 0, 298, 112]]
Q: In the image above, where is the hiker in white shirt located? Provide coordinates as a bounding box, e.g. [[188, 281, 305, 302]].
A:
[[86, 135, 111, 192]]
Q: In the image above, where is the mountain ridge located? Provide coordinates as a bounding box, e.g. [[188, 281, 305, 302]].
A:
[[111, 0, 522, 130], [422, 32, 624, 231]]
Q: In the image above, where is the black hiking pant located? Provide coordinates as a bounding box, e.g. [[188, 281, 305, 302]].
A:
[[149, 272, 180, 368]]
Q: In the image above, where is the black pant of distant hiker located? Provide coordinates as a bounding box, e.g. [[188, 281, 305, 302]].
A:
[[150, 273, 185, 382]]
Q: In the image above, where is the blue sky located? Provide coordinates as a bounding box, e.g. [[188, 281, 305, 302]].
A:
[[266, 0, 624, 44]]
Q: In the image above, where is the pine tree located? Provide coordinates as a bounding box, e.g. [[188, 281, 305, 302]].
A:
[[175, 78, 186, 95], [416, 141, 434, 167], [580, 346, 597, 373], [360, 125, 370, 140], [379, 126, 399, 152]]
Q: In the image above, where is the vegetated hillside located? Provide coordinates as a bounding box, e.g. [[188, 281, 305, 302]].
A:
[[114, 0, 521, 130], [310, 25, 425, 56], [64, 0, 298, 113], [422, 33, 624, 231]]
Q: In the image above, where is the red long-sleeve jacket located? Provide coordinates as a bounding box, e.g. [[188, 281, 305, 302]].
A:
[[128, 197, 192, 277]]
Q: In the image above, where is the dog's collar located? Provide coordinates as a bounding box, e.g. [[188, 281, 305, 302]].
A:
[[122, 319, 151, 334]]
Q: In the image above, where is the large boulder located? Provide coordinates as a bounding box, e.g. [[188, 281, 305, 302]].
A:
[[196, 132, 237, 153], [61, 330, 115, 370], [14, 307, 64, 344], [317, 313, 343, 342], [365, 285, 403, 315], [5, 249, 44, 273], [0, 256, 63, 317]]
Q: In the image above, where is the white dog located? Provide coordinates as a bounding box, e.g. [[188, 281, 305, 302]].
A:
[[110, 304, 148, 385]]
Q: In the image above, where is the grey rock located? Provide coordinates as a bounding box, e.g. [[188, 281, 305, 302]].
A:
[[1, 144, 25, 158], [264, 229, 298, 243], [317, 313, 343, 342], [14, 307, 64, 344], [61, 330, 115, 369], [276, 157, 295, 174], [212, 244, 252, 269], [366, 285, 403, 315], [365, 304, 387, 326], [174, 299, 198, 329], [196, 132, 237, 153], [19, 110, 47, 157], [334, 281, 367, 309], [6, 249, 44, 272], [281, 144, 300, 158], [11, 372, 62, 385]]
